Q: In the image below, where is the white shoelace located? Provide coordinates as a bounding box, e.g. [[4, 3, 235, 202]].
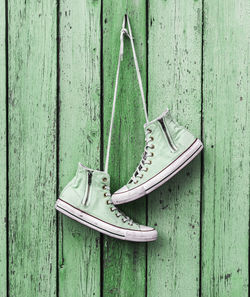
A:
[[129, 129, 153, 184], [104, 14, 148, 173], [103, 185, 134, 225]]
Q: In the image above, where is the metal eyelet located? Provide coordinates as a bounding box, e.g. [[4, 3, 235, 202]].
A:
[[102, 185, 106, 190], [150, 136, 154, 141], [151, 152, 154, 157], [116, 213, 120, 218], [102, 177, 107, 182], [140, 174, 144, 179], [147, 128, 152, 133], [106, 200, 110, 205], [145, 167, 148, 172], [110, 207, 115, 212], [148, 160, 152, 165], [104, 193, 108, 197], [151, 144, 155, 149], [122, 219, 126, 223], [134, 180, 138, 184]]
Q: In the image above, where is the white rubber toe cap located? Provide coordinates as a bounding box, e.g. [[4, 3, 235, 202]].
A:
[[125, 226, 157, 242], [114, 185, 128, 194], [112, 184, 146, 205], [139, 225, 155, 231], [112, 185, 130, 205]]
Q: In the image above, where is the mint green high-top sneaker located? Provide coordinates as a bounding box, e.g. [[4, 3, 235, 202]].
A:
[[112, 109, 203, 205], [55, 163, 157, 242]]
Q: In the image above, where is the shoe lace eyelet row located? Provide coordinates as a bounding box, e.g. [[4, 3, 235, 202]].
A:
[[102, 181, 134, 226], [130, 127, 156, 184]]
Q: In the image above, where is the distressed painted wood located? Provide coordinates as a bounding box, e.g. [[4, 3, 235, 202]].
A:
[[58, 0, 101, 296], [1, 1, 249, 296], [147, 0, 202, 296], [8, 1, 57, 296], [0, 1, 7, 296], [102, 2, 147, 296], [202, 0, 249, 296]]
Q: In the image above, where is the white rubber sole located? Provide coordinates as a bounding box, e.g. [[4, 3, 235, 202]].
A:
[[112, 138, 203, 205], [55, 199, 157, 242]]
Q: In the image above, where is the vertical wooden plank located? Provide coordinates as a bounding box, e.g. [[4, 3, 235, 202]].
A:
[[8, 1, 57, 296], [147, 0, 202, 296], [0, 0, 7, 296], [103, 2, 147, 296], [58, 0, 101, 296], [202, 0, 249, 296]]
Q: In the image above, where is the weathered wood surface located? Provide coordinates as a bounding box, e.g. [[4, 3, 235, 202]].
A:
[[103, 2, 147, 296], [1, 0, 249, 296], [0, 1, 7, 297], [201, 0, 250, 296], [58, 0, 101, 296], [147, 0, 202, 296], [8, 0, 57, 296]]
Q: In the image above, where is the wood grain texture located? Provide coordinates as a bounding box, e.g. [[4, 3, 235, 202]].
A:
[[8, 1, 57, 296], [147, 0, 202, 296], [58, 0, 101, 296], [202, 0, 249, 296], [1, 1, 249, 296], [0, 0, 6, 296], [102, 1, 147, 296]]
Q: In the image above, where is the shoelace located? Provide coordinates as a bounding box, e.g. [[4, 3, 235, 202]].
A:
[[129, 129, 154, 184], [103, 185, 134, 225], [104, 15, 149, 174]]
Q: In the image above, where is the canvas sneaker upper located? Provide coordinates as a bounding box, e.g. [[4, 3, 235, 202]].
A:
[[59, 163, 155, 231], [112, 108, 199, 201]]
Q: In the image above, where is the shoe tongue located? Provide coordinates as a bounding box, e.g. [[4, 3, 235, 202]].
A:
[[143, 108, 169, 130]]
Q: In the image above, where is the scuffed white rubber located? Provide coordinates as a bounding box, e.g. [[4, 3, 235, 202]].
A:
[[55, 199, 157, 242], [112, 138, 203, 205]]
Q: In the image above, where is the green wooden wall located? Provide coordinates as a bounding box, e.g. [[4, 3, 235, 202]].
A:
[[1, 0, 249, 296]]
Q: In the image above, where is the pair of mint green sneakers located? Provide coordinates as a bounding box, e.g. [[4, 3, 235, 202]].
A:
[[55, 15, 203, 242], [55, 109, 203, 242]]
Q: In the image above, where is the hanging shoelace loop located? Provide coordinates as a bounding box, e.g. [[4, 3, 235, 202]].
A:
[[104, 14, 148, 173]]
